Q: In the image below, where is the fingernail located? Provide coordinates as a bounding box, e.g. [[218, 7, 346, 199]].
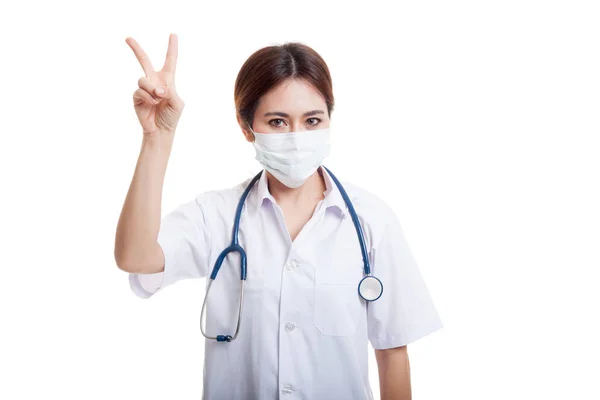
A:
[[156, 87, 165, 95]]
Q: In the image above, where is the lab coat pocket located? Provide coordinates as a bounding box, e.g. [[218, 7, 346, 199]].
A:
[[313, 282, 362, 336], [312, 247, 366, 336]]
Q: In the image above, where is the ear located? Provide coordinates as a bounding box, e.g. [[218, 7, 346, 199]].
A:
[[237, 114, 255, 143]]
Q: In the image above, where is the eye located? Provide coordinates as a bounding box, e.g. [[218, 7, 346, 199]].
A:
[[307, 118, 321, 126], [269, 118, 286, 128]]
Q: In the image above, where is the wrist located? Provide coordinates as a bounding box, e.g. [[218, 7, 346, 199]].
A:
[[141, 131, 174, 157], [143, 128, 175, 139]]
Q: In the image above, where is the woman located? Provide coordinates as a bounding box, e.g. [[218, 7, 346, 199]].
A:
[[115, 33, 443, 400]]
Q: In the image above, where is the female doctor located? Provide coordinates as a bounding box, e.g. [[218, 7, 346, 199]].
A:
[[115, 33, 443, 400]]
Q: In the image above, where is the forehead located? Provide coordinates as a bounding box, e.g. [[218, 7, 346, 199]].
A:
[[256, 79, 326, 114]]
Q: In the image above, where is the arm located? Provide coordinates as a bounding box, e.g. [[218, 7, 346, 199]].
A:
[[367, 208, 443, 397], [115, 34, 185, 274], [375, 345, 411, 400], [114, 135, 173, 273]]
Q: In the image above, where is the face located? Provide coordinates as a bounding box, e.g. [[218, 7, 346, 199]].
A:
[[238, 78, 330, 142]]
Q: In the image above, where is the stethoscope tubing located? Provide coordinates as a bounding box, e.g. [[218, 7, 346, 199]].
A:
[[200, 167, 378, 342], [321, 166, 372, 275]]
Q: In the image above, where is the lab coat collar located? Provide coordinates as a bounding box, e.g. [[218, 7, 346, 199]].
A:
[[252, 168, 273, 213], [319, 166, 348, 218], [249, 166, 347, 218]]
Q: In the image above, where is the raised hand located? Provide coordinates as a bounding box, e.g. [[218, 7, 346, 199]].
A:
[[126, 33, 185, 136]]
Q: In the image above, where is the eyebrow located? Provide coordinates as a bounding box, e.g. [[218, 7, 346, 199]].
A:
[[263, 110, 325, 118]]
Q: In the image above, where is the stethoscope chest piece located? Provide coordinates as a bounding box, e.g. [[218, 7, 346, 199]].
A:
[[358, 275, 383, 302], [201, 167, 384, 343]]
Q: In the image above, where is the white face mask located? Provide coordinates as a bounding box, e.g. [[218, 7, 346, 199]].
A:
[[247, 123, 331, 188]]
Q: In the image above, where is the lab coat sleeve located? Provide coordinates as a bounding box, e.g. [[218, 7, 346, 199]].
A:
[[128, 195, 211, 299], [367, 212, 443, 349]]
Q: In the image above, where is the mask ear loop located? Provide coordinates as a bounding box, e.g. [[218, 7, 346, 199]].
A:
[[245, 121, 256, 142]]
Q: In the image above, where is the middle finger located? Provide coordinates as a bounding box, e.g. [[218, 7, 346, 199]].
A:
[[126, 37, 156, 76]]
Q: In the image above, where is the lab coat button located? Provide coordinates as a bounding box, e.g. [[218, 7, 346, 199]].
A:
[[285, 260, 297, 271], [282, 384, 294, 395], [285, 322, 296, 332]]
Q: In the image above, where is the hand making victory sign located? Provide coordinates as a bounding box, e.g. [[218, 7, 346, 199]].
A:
[[125, 33, 185, 136]]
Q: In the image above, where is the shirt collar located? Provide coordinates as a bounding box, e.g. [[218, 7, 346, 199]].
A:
[[248, 167, 348, 218]]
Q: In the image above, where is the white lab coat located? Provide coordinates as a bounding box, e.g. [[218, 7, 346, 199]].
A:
[[129, 167, 443, 399]]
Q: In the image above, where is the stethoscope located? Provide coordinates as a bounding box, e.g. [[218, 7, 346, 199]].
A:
[[200, 166, 384, 342]]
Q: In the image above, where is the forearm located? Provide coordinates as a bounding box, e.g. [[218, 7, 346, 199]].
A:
[[375, 346, 411, 400], [114, 133, 173, 272]]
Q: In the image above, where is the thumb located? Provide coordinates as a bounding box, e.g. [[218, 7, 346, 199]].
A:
[[155, 86, 184, 109], [154, 86, 172, 99]]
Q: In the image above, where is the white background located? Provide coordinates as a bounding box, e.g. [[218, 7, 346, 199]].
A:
[[1, 0, 599, 399]]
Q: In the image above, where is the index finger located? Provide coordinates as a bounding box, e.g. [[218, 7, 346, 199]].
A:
[[162, 33, 178, 74], [125, 37, 156, 76]]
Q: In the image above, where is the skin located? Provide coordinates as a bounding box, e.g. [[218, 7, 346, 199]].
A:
[[237, 78, 330, 241], [124, 34, 185, 136], [237, 79, 412, 399], [376, 345, 412, 400], [117, 34, 411, 399], [115, 34, 184, 275]]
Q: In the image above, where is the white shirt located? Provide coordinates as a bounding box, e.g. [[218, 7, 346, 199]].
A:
[[129, 167, 443, 400]]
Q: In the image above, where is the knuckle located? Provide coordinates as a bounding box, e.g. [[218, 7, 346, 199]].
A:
[[138, 76, 150, 87], [133, 89, 152, 102]]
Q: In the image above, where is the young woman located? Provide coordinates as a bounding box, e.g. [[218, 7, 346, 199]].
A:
[[115, 33, 443, 400]]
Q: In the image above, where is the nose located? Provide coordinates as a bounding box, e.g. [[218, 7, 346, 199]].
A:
[[289, 120, 309, 132]]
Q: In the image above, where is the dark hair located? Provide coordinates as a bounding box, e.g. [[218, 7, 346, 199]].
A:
[[234, 42, 335, 130]]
